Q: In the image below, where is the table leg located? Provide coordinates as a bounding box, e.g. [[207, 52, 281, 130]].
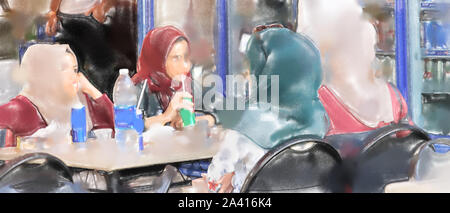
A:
[[102, 171, 121, 193]]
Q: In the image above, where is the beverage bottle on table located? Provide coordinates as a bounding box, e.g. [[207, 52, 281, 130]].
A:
[[179, 76, 196, 127], [71, 102, 87, 143], [113, 69, 138, 146]]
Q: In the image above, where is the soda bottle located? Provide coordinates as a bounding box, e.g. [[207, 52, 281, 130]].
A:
[[423, 21, 433, 50], [179, 76, 196, 127], [113, 69, 138, 146], [437, 60, 444, 91], [445, 60, 450, 92], [71, 102, 87, 143], [423, 59, 433, 93]]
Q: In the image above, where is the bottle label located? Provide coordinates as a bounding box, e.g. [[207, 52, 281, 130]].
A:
[[114, 105, 136, 129], [180, 98, 196, 127], [71, 106, 87, 143]]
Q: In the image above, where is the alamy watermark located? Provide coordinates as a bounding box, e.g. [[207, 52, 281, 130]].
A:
[[187, 74, 279, 116]]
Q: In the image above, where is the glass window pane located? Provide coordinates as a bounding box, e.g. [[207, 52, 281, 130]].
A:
[[420, 1, 450, 136], [228, 0, 298, 75], [154, 0, 217, 70]]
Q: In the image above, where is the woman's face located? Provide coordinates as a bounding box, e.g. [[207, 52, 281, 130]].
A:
[[165, 40, 192, 80], [60, 52, 79, 99]]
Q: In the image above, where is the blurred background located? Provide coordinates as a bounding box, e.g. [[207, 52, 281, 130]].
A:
[[0, 0, 449, 137]]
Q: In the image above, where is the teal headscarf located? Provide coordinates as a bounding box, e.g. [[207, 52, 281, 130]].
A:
[[217, 26, 328, 149]]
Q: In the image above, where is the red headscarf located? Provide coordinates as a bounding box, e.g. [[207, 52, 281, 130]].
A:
[[132, 26, 191, 110]]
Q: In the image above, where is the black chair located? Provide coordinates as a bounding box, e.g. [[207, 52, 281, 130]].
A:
[[104, 164, 180, 193], [410, 138, 450, 182], [0, 153, 86, 193], [240, 135, 342, 193], [349, 124, 431, 192]]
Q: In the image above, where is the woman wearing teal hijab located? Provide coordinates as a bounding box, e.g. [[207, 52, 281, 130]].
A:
[[200, 24, 328, 193]]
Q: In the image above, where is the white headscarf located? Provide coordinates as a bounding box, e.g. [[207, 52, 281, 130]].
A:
[[18, 44, 85, 138], [298, 0, 394, 127]]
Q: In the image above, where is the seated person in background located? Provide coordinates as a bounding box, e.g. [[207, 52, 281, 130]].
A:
[[46, 0, 137, 99], [0, 44, 114, 147], [131, 26, 216, 130], [299, 0, 413, 157], [194, 24, 328, 193]]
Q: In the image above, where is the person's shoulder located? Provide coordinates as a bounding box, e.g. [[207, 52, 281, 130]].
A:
[[0, 95, 46, 136], [0, 95, 37, 114]]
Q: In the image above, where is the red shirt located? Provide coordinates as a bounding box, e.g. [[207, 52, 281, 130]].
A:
[[0, 93, 114, 147], [318, 83, 412, 136]]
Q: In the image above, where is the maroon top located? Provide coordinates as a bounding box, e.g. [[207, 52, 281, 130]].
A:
[[0, 93, 114, 147], [83, 93, 115, 132]]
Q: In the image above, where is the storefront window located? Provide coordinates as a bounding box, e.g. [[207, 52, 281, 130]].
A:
[[227, 0, 298, 75], [154, 0, 217, 74]]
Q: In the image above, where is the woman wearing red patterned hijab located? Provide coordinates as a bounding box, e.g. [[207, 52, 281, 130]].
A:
[[133, 26, 215, 129]]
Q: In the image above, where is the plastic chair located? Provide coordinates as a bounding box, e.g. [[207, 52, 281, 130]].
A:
[[349, 124, 431, 192], [240, 135, 342, 193], [0, 153, 86, 193], [411, 138, 450, 182]]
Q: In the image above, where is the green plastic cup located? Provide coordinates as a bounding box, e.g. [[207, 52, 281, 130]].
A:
[[180, 97, 196, 127]]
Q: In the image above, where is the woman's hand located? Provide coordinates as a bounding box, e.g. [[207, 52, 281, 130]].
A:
[[171, 114, 215, 130], [84, 0, 110, 24], [200, 173, 234, 193], [45, 11, 59, 36], [163, 92, 193, 123], [78, 72, 102, 99], [196, 115, 216, 127], [171, 115, 184, 130], [217, 173, 234, 193]]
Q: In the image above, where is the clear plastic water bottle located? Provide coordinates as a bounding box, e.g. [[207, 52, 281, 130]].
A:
[[113, 69, 138, 147]]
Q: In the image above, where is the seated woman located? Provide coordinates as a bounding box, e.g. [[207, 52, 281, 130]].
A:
[[0, 44, 114, 147], [131, 26, 216, 129], [195, 24, 328, 193], [299, 0, 413, 157]]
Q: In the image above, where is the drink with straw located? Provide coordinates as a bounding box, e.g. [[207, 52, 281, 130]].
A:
[[179, 76, 196, 127]]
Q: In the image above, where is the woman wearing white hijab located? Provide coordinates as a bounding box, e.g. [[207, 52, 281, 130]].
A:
[[299, 0, 413, 157], [0, 44, 114, 147]]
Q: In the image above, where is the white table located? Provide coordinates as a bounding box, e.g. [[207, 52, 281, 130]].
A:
[[0, 125, 226, 192], [385, 179, 450, 193]]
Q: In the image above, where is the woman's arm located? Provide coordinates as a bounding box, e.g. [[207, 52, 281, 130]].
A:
[[144, 92, 193, 129], [197, 114, 216, 127], [45, 0, 62, 36], [79, 73, 115, 134], [85, 0, 118, 23], [144, 113, 171, 129], [78, 73, 102, 99], [49, 0, 62, 12], [171, 114, 216, 129]]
